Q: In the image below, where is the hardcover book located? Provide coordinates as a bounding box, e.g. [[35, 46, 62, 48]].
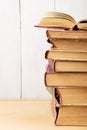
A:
[[55, 105, 87, 126], [54, 60, 87, 72], [46, 30, 87, 39], [45, 50, 87, 61], [35, 12, 87, 30], [45, 72, 87, 87], [47, 38, 87, 50]]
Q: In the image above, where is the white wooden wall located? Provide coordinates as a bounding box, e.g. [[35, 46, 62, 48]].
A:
[[0, 0, 20, 98], [0, 0, 87, 98]]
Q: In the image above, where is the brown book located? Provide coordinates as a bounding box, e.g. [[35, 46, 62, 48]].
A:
[[55, 87, 87, 105], [45, 50, 87, 61], [45, 72, 87, 87], [47, 38, 87, 50], [46, 30, 87, 39], [35, 11, 87, 30], [55, 105, 87, 126], [54, 60, 87, 72]]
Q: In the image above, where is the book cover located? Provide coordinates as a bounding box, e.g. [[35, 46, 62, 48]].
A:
[[47, 38, 87, 50], [54, 60, 87, 72], [45, 50, 87, 61], [45, 72, 87, 87]]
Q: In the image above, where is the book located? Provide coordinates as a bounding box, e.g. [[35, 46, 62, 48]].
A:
[[54, 60, 87, 72], [45, 72, 87, 87], [55, 87, 87, 105], [46, 30, 87, 39], [45, 50, 87, 61], [35, 12, 87, 30], [55, 105, 87, 126], [47, 38, 87, 51]]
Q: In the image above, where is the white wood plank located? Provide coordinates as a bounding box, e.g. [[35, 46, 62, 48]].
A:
[[0, 0, 20, 98], [21, 0, 54, 98]]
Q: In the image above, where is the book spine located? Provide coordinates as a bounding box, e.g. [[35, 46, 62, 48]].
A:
[[47, 38, 56, 48], [45, 50, 50, 59], [46, 30, 50, 38], [44, 72, 48, 87], [54, 60, 56, 72]]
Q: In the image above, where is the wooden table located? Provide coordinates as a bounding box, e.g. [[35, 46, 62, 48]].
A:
[[0, 99, 86, 130]]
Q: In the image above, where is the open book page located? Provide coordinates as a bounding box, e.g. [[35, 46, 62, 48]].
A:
[[35, 12, 87, 30], [45, 11, 76, 23]]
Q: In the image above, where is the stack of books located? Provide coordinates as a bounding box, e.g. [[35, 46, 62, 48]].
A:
[[45, 30, 87, 126], [35, 12, 87, 126]]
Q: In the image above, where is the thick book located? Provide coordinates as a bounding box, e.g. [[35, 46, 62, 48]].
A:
[[54, 60, 87, 72], [45, 72, 87, 87], [45, 50, 87, 61], [46, 30, 87, 39], [55, 105, 87, 126], [55, 87, 87, 105], [47, 38, 87, 51], [35, 12, 87, 30]]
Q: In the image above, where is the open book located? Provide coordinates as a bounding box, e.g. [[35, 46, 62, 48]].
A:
[[35, 12, 87, 30]]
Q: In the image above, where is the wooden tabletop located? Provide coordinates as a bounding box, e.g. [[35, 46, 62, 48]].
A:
[[0, 99, 86, 130]]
